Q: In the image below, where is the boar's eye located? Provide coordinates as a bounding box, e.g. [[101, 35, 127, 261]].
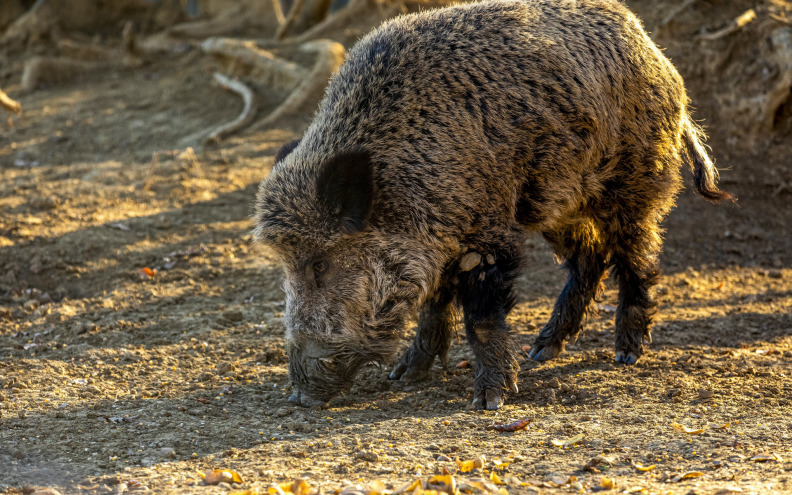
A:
[[313, 260, 328, 275]]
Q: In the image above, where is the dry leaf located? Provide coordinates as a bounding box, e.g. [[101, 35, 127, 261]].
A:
[[584, 454, 615, 473], [490, 472, 507, 485], [391, 479, 422, 494], [709, 422, 731, 429], [456, 455, 485, 473], [491, 459, 510, 470], [551, 433, 585, 447], [634, 463, 655, 472], [456, 360, 472, 368], [670, 471, 705, 482], [139, 267, 157, 278], [204, 469, 243, 485], [671, 421, 705, 434], [426, 474, 455, 494], [625, 488, 648, 494], [487, 418, 530, 432], [750, 453, 781, 462], [600, 476, 616, 490]]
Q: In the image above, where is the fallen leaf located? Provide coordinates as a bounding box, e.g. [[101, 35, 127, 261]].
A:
[[487, 418, 531, 432], [709, 422, 731, 429], [624, 488, 648, 494], [425, 475, 455, 494], [551, 433, 585, 447], [634, 463, 655, 472], [671, 421, 705, 434], [750, 453, 781, 462], [670, 472, 705, 482], [489, 471, 506, 485], [391, 479, 422, 494], [599, 476, 616, 490], [456, 360, 472, 369], [491, 459, 510, 470], [139, 267, 157, 278], [456, 455, 485, 473], [204, 469, 243, 485]]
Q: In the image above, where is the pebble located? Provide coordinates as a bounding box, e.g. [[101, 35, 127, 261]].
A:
[[436, 454, 452, 462], [355, 450, 379, 462], [222, 311, 244, 322], [216, 361, 235, 375]]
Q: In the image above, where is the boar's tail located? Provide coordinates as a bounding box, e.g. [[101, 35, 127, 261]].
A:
[[682, 117, 734, 203]]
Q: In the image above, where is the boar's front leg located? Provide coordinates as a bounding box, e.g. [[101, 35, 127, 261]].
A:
[[389, 291, 455, 382], [457, 250, 521, 410]]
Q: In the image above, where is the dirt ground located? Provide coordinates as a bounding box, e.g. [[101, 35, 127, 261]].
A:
[[1, 1, 791, 494]]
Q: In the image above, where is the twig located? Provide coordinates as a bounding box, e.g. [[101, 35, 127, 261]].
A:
[[272, 0, 286, 25], [251, 40, 345, 131], [275, 0, 308, 40], [201, 37, 308, 90], [0, 87, 21, 115], [293, 0, 405, 44], [204, 73, 257, 145], [697, 8, 757, 41]]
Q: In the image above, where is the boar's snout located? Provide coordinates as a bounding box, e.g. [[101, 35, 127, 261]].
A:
[[287, 341, 359, 408]]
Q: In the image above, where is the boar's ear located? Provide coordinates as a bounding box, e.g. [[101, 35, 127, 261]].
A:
[[315, 149, 374, 233], [274, 139, 300, 164]]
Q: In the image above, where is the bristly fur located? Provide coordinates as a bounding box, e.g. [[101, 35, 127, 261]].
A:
[[254, 0, 731, 408]]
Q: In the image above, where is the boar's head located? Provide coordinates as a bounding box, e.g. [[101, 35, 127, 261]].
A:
[[254, 143, 433, 407]]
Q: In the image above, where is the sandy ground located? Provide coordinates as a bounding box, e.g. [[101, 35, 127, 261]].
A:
[[1, 0, 791, 494]]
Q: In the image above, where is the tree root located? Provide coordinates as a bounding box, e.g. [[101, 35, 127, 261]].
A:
[[250, 39, 346, 131], [21, 56, 106, 92], [276, 0, 332, 41], [0, 87, 21, 115], [654, 0, 697, 35], [291, 0, 407, 45], [697, 8, 758, 42], [201, 37, 308, 90], [204, 73, 258, 145]]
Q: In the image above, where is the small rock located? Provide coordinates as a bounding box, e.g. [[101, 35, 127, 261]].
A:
[[546, 377, 562, 389], [222, 311, 244, 322], [436, 454, 452, 462], [160, 447, 176, 458], [216, 361, 235, 375], [697, 389, 714, 399], [198, 372, 214, 382], [32, 489, 63, 495], [29, 196, 60, 210], [459, 252, 482, 272], [356, 450, 379, 462], [485, 254, 495, 265]]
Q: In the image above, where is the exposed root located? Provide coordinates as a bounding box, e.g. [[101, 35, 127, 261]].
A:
[[276, 0, 332, 41], [697, 8, 758, 42], [168, 10, 248, 39], [292, 0, 406, 45], [21, 56, 104, 93], [657, 0, 697, 29], [56, 39, 117, 61], [201, 37, 308, 90], [251, 39, 346, 131], [0, 87, 21, 115], [204, 73, 258, 145]]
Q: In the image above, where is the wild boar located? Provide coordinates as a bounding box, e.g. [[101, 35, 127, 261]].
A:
[[254, 0, 731, 409]]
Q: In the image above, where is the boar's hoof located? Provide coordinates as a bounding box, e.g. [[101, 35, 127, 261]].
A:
[[472, 388, 505, 410], [614, 350, 640, 365], [529, 341, 564, 361], [388, 355, 432, 382], [289, 391, 329, 409]]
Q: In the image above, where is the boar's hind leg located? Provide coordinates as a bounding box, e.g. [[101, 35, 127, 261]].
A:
[[457, 250, 521, 410], [531, 229, 607, 361], [389, 291, 456, 382], [612, 232, 661, 365]]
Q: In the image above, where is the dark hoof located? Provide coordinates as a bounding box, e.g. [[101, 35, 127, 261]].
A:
[[388, 349, 433, 382], [289, 391, 329, 408], [614, 350, 640, 365], [472, 388, 504, 410], [529, 341, 564, 361]]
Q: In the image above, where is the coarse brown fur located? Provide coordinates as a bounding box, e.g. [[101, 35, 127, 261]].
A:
[[254, 0, 732, 409]]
